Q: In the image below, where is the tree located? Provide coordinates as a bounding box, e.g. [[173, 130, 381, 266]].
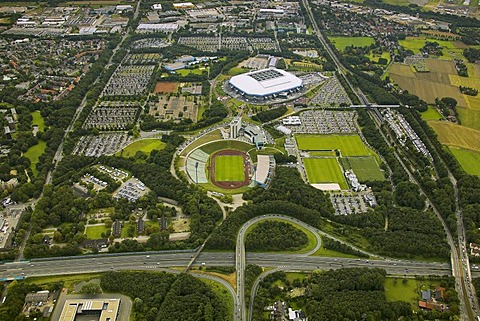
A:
[[80, 282, 102, 294]]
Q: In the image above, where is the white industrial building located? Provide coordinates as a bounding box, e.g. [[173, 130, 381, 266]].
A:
[[228, 68, 303, 101]]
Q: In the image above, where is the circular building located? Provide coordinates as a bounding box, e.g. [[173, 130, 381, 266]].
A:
[[228, 67, 303, 101]]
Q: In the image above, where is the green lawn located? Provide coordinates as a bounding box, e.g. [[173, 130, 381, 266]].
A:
[[31, 111, 45, 132], [384, 277, 440, 308], [303, 158, 348, 189], [24, 140, 46, 176], [26, 273, 102, 293], [449, 147, 480, 176], [296, 134, 372, 157], [179, 130, 223, 156], [117, 139, 166, 157], [421, 106, 443, 121], [176, 67, 208, 76], [121, 222, 136, 238], [214, 155, 245, 182], [347, 156, 385, 181], [85, 225, 108, 239], [200, 140, 253, 155], [329, 36, 375, 51]]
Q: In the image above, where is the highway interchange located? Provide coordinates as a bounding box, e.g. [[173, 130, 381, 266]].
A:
[[0, 214, 466, 321]]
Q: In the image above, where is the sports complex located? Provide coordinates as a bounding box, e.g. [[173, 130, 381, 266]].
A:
[[183, 138, 275, 193], [228, 67, 303, 101]]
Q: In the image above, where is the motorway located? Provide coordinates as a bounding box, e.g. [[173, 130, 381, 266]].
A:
[[1, 215, 458, 321]]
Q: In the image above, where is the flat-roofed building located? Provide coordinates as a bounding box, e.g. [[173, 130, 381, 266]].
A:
[[58, 299, 120, 321], [229, 68, 303, 101]]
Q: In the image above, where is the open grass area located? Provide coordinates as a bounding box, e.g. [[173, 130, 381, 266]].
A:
[[296, 134, 372, 157], [31, 111, 45, 132], [227, 67, 249, 76], [347, 156, 385, 181], [303, 158, 348, 189], [449, 147, 480, 176], [420, 106, 443, 120], [85, 225, 108, 239], [179, 130, 223, 156], [200, 140, 253, 154], [328, 36, 375, 51], [214, 155, 245, 182], [176, 67, 208, 77], [428, 121, 480, 151], [25, 273, 102, 292], [117, 139, 166, 157], [24, 140, 46, 176], [384, 277, 440, 308]]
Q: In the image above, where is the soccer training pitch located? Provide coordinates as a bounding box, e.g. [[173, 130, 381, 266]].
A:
[[347, 157, 385, 182], [214, 155, 245, 182], [296, 134, 372, 157], [303, 158, 348, 189]]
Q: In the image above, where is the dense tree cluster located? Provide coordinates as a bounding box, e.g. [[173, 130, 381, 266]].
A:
[[101, 271, 227, 321], [245, 221, 308, 251], [463, 48, 480, 63], [323, 238, 369, 258], [251, 106, 287, 123]]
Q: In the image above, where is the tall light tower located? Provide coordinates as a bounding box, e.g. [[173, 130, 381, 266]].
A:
[[195, 161, 199, 185]]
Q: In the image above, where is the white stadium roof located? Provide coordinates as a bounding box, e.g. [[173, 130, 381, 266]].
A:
[[229, 68, 303, 97]]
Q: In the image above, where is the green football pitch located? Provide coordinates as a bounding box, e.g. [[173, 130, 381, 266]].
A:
[[347, 157, 385, 182], [303, 158, 348, 189], [214, 155, 245, 182], [296, 134, 372, 157]]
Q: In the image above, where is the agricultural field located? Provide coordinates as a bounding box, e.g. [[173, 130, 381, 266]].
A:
[[31, 110, 45, 132], [154, 82, 179, 94], [117, 139, 166, 157], [24, 140, 46, 176], [328, 36, 375, 51], [398, 37, 465, 60], [214, 155, 245, 182], [346, 157, 385, 181], [428, 121, 480, 151], [457, 108, 480, 130], [296, 134, 372, 157], [449, 147, 480, 176], [420, 106, 443, 121], [303, 158, 348, 189]]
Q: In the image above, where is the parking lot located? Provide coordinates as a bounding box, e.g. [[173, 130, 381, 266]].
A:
[[310, 75, 352, 107], [83, 106, 139, 130], [113, 177, 150, 202], [72, 133, 132, 157], [97, 165, 129, 182], [284, 110, 357, 134], [101, 65, 155, 97], [330, 193, 368, 215]]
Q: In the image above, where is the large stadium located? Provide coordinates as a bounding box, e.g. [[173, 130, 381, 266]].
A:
[[228, 67, 303, 101]]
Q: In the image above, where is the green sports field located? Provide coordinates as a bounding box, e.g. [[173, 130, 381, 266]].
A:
[[347, 157, 385, 181], [214, 155, 245, 182], [303, 158, 348, 189], [296, 134, 371, 157]]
